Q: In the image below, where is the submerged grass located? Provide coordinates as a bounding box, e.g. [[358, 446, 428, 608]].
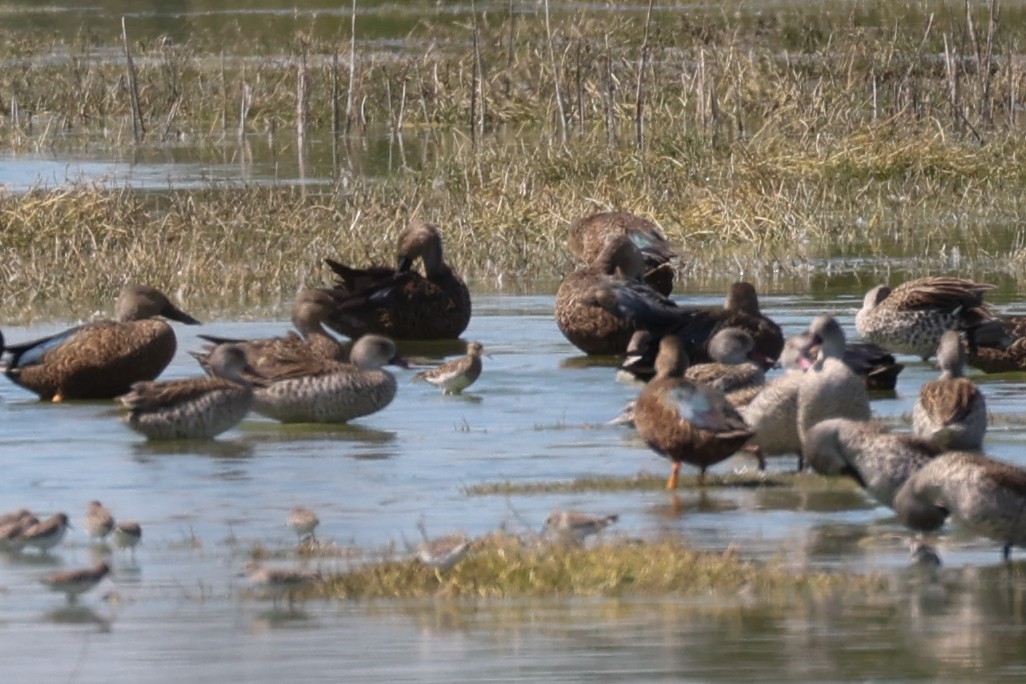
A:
[[3, 1, 1026, 317], [310, 532, 886, 601], [464, 470, 812, 495]]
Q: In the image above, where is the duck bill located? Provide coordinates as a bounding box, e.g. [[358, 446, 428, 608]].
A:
[[162, 303, 201, 325], [389, 353, 411, 370]]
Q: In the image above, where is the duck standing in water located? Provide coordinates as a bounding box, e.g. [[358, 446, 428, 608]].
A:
[[796, 315, 871, 452], [632, 335, 753, 488], [322, 220, 471, 340], [1, 285, 200, 401], [893, 451, 1026, 561], [120, 344, 257, 440], [912, 331, 987, 450]]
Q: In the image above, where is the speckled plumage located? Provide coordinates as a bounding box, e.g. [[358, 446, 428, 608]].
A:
[[288, 506, 320, 540], [855, 277, 995, 359], [913, 331, 987, 450], [555, 235, 646, 355], [247, 334, 406, 424], [893, 451, 1026, 560], [323, 220, 471, 340], [633, 335, 753, 488], [567, 211, 677, 295], [415, 534, 472, 570], [684, 328, 765, 394], [84, 500, 114, 541], [243, 563, 321, 606], [412, 341, 483, 394], [543, 511, 619, 544], [797, 316, 871, 448], [804, 418, 943, 508], [18, 513, 70, 553], [1, 285, 199, 401], [120, 345, 255, 440]]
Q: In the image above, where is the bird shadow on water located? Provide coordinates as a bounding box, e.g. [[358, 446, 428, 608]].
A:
[[249, 606, 316, 631], [129, 439, 255, 462], [558, 355, 621, 371], [43, 604, 112, 632], [238, 421, 397, 447]]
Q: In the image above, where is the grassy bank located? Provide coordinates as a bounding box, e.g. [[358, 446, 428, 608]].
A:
[[2, 1, 1026, 318]]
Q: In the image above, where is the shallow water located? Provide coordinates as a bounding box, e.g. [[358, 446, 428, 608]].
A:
[[3, 291, 1026, 681]]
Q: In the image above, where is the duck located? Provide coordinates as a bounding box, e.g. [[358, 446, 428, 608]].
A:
[[893, 451, 1026, 561], [803, 418, 943, 508], [197, 289, 349, 367], [965, 315, 1026, 373], [567, 211, 677, 295], [555, 234, 646, 355], [222, 334, 408, 424], [684, 327, 766, 394], [796, 315, 871, 451], [912, 330, 987, 450], [632, 335, 753, 488], [120, 344, 257, 440], [740, 333, 811, 469], [591, 280, 784, 367], [322, 220, 471, 340], [841, 341, 904, 391], [1, 284, 200, 401], [854, 277, 994, 359], [411, 341, 484, 394]]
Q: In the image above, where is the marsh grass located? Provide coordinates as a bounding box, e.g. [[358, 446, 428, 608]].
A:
[[310, 531, 886, 601], [3, 1, 1026, 317]]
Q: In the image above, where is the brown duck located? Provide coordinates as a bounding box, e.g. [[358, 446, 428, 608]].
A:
[[855, 277, 994, 359], [555, 234, 646, 355], [966, 315, 1026, 372], [567, 211, 677, 295], [196, 288, 349, 371], [1, 285, 199, 401], [593, 280, 784, 367], [322, 220, 471, 340], [633, 335, 753, 488], [912, 330, 987, 450]]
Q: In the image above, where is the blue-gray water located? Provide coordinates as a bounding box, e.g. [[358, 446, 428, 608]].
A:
[[3, 292, 1026, 682]]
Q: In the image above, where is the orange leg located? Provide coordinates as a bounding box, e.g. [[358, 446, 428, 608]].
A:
[[52, 393, 64, 403], [665, 462, 681, 489]]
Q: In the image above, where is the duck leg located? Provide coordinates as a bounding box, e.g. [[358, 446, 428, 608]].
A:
[[665, 462, 681, 489]]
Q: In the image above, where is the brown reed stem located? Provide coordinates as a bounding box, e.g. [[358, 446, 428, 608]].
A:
[[543, 0, 567, 143], [635, 0, 653, 150], [121, 17, 144, 143]]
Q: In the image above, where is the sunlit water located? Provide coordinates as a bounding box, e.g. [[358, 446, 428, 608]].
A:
[[3, 291, 1026, 681]]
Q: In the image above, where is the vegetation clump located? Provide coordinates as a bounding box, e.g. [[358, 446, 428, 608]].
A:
[[310, 532, 886, 601]]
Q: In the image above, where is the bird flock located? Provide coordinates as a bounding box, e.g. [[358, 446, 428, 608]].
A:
[[2, 209, 1026, 607]]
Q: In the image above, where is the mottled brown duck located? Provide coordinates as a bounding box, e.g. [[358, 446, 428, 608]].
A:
[[912, 331, 987, 450], [632, 335, 753, 488], [796, 315, 872, 450], [966, 315, 1026, 372], [567, 211, 677, 295], [684, 328, 767, 394], [855, 277, 994, 360], [804, 418, 943, 508], [222, 334, 408, 424], [1, 285, 199, 402], [555, 234, 646, 355], [893, 451, 1026, 561], [196, 288, 349, 372], [120, 344, 256, 440], [322, 220, 471, 340]]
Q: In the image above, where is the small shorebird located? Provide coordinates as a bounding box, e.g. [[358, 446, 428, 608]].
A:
[[287, 506, 320, 541], [415, 533, 472, 577], [41, 561, 110, 603], [543, 511, 619, 545], [242, 562, 321, 608], [912, 330, 987, 450], [120, 344, 257, 440], [0, 510, 38, 550], [112, 521, 142, 556], [18, 513, 71, 554], [0, 507, 33, 527], [411, 341, 484, 394], [84, 500, 115, 542]]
